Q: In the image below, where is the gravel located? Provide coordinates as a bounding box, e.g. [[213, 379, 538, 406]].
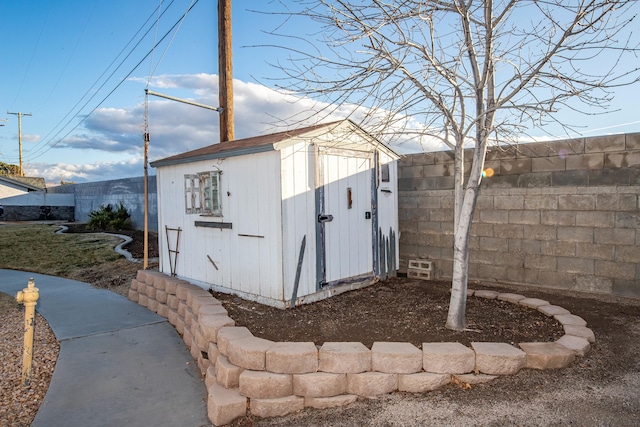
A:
[[0, 292, 59, 427]]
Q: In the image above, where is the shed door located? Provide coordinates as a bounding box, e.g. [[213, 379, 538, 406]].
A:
[[317, 150, 373, 287]]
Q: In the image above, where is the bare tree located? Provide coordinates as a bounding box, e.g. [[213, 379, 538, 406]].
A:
[[265, 0, 640, 330]]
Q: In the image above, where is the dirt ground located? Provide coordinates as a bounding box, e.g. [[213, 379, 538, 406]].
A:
[[212, 279, 565, 348], [73, 226, 640, 426], [9, 225, 640, 426], [62, 223, 159, 296], [220, 282, 640, 427]]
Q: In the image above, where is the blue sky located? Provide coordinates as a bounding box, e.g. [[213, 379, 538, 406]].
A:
[[0, 0, 638, 184]]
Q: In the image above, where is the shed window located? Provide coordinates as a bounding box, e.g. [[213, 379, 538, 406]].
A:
[[184, 171, 221, 216]]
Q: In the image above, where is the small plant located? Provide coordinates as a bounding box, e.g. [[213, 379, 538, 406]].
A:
[[87, 202, 132, 231]]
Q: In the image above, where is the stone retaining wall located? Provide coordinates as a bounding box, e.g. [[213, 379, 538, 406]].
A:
[[129, 270, 594, 426], [399, 133, 640, 297]]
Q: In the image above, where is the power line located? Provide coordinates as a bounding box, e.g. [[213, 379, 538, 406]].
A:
[[21, 0, 187, 163], [21, 1, 174, 162]]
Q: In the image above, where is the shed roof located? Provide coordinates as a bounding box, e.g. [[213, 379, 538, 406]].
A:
[[0, 175, 46, 191], [150, 120, 399, 168]]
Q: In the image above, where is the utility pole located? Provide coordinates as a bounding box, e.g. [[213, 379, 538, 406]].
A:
[[7, 112, 32, 176], [218, 0, 234, 142]]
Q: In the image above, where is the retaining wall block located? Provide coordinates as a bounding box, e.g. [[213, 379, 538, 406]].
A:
[[194, 326, 209, 352], [563, 325, 596, 343], [127, 289, 139, 303], [538, 305, 571, 316], [147, 299, 159, 314], [472, 342, 526, 375], [148, 271, 166, 286], [422, 342, 475, 374], [397, 372, 451, 392], [319, 342, 371, 373], [227, 336, 275, 370], [177, 300, 187, 317], [205, 364, 217, 390], [208, 342, 221, 363], [134, 272, 150, 286], [207, 383, 247, 427], [304, 395, 358, 410], [155, 289, 168, 304], [518, 298, 550, 309], [183, 328, 194, 349], [474, 290, 499, 299], [186, 288, 212, 307], [217, 327, 253, 357], [239, 370, 293, 399], [152, 276, 167, 290], [191, 295, 222, 315], [198, 304, 228, 317], [346, 372, 398, 397], [554, 314, 588, 327], [556, 335, 591, 356], [146, 286, 157, 300], [519, 342, 576, 369], [176, 282, 201, 300], [215, 355, 245, 389], [163, 277, 182, 295], [497, 293, 526, 303], [250, 395, 304, 419], [130, 279, 140, 291], [136, 283, 147, 295], [167, 309, 179, 327], [198, 354, 211, 376], [175, 317, 185, 335], [266, 342, 319, 374], [184, 307, 194, 329], [199, 315, 236, 343], [166, 294, 179, 310], [292, 372, 347, 398], [157, 304, 169, 319], [371, 342, 423, 374], [189, 338, 200, 361]]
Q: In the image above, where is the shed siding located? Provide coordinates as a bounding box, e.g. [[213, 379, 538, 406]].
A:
[[320, 151, 373, 282], [280, 141, 317, 302], [376, 151, 400, 271], [156, 150, 284, 302]]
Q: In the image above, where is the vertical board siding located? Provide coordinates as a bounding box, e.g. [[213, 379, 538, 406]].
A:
[[321, 151, 373, 283], [155, 152, 284, 302], [376, 152, 400, 271], [154, 120, 400, 306], [280, 142, 316, 302]]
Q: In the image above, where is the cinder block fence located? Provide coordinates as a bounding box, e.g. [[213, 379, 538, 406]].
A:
[[398, 133, 640, 297], [130, 270, 593, 426]]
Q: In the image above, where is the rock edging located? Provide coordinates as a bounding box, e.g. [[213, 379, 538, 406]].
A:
[[128, 271, 594, 426]]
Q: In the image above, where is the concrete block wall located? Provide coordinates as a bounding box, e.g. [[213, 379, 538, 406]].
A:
[[130, 270, 593, 426], [399, 133, 640, 297], [47, 176, 158, 231], [0, 192, 75, 221]]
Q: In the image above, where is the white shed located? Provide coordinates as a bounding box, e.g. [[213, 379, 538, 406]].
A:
[[150, 120, 400, 308]]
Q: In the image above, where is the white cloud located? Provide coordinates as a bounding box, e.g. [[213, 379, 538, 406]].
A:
[[33, 73, 450, 182], [26, 157, 144, 185]]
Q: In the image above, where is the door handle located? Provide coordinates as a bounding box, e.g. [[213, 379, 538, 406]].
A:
[[318, 214, 334, 223]]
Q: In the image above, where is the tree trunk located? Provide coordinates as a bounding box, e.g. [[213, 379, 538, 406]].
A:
[[445, 185, 475, 330], [446, 137, 488, 331]]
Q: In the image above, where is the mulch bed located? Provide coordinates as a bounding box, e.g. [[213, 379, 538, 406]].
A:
[[213, 278, 564, 348]]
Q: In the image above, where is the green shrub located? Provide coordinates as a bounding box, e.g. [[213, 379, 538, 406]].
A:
[[87, 202, 132, 231]]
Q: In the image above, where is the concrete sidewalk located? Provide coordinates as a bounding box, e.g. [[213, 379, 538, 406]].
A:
[[0, 269, 210, 427]]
